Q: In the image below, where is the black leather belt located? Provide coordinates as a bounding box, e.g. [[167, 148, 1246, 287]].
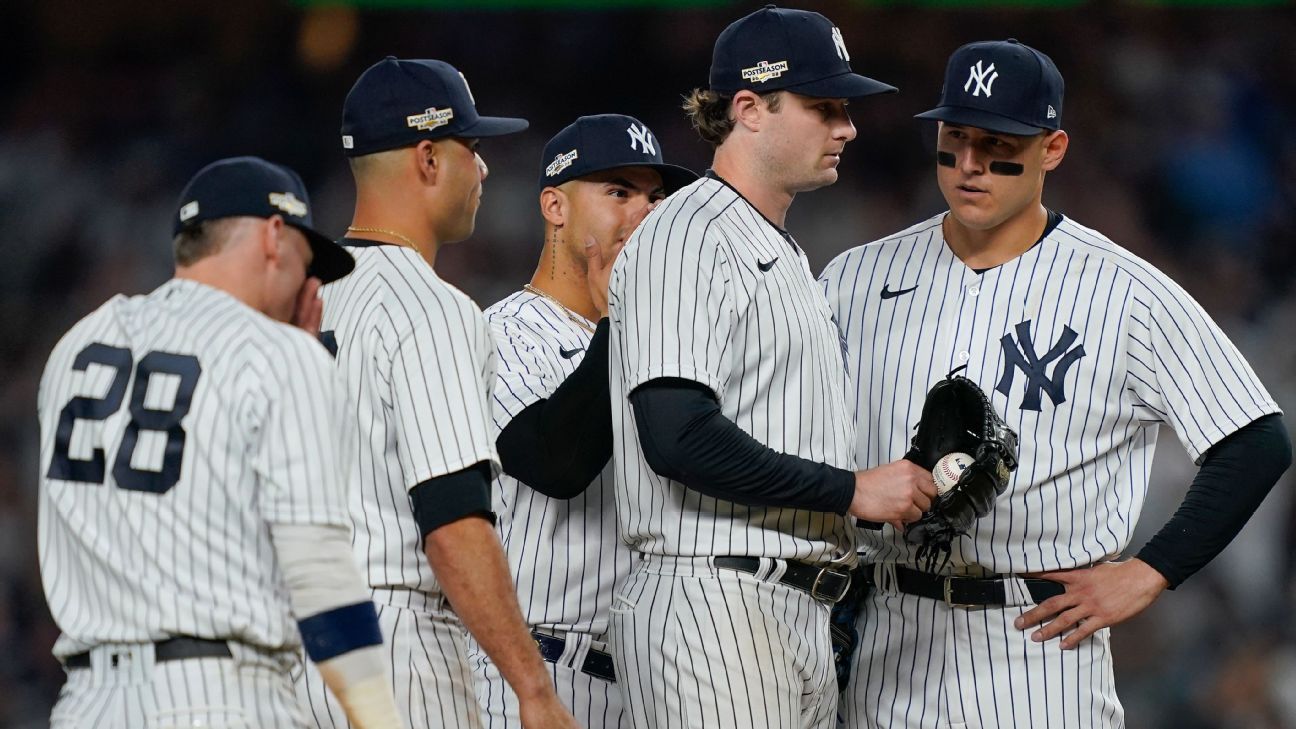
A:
[[865, 565, 1065, 607], [532, 631, 616, 683], [64, 637, 233, 670], [713, 556, 852, 604]]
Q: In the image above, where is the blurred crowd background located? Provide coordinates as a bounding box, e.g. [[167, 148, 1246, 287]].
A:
[[1, 0, 1293, 726]]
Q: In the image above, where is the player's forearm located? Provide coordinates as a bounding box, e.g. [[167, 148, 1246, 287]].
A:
[[270, 523, 403, 729], [496, 319, 612, 498], [1136, 413, 1291, 587], [630, 377, 854, 512], [424, 516, 554, 701]]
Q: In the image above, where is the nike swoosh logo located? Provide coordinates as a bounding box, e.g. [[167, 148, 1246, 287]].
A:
[[559, 346, 584, 359], [880, 284, 918, 299], [758, 257, 778, 272]]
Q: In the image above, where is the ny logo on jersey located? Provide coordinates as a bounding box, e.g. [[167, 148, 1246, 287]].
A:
[[995, 320, 1086, 411], [964, 60, 998, 98], [626, 124, 656, 155], [831, 27, 850, 61]]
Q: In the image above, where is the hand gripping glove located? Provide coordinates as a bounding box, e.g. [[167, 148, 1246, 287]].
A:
[[902, 372, 1019, 570]]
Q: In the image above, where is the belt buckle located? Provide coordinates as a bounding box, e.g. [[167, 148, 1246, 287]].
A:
[[941, 577, 976, 608], [811, 567, 851, 604]]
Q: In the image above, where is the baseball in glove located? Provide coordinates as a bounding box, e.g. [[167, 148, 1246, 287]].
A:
[[902, 369, 1019, 570]]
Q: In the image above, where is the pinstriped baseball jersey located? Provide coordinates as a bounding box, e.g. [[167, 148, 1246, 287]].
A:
[[608, 175, 858, 562], [819, 212, 1281, 574], [320, 241, 501, 593], [483, 290, 632, 634], [38, 279, 353, 659]]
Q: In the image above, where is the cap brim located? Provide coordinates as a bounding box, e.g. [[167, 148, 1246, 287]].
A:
[[543, 162, 700, 196], [784, 72, 898, 100], [647, 164, 700, 195], [296, 226, 356, 284], [915, 106, 1047, 136], [459, 115, 529, 138]]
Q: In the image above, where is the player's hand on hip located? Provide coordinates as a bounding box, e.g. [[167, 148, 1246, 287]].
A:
[[585, 233, 626, 319], [1014, 558, 1170, 650], [849, 459, 937, 531], [518, 693, 581, 729], [292, 276, 324, 334]]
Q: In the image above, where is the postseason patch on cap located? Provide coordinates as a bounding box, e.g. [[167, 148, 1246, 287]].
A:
[[742, 60, 790, 84], [406, 107, 455, 131], [268, 191, 308, 217], [545, 149, 579, 177]]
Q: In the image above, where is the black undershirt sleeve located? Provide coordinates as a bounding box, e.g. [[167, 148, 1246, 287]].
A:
[[494, 318, 612, 499], [629, 378, 855, 513], [408, 461, 495, 543], [1136, 413, 1292, 588]]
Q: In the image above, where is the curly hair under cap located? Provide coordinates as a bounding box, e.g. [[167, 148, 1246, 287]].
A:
[[682, 88, 783, 147]]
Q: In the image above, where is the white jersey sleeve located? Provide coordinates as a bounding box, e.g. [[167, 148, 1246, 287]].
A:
[[1124, 267, 1280, 462], [614, 216, 736, 396], [389, 310, 500, 484], [253, 335, 354, 526], [488, 314, 562, 430]]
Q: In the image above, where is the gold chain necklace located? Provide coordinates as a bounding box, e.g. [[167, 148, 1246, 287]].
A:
[[522, 284, 596, 334], [346, 225, 418, 251]]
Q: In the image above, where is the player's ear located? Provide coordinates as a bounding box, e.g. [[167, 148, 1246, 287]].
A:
[[261, 215, 286, 265], [1041, 130, 1068, 172], [539, 186, 567, 227], [731, 90, 765, 133], [414, 140, 440, 186]]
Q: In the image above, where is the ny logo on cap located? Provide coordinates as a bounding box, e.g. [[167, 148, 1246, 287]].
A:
[[626, 124, 656, 155], [406, 107, 455, 131], [545, 149, 578, 177], [269, 192, 307, 217], [459, 72, 476, 105], [831, 27, 850, 62], [741, 60, 790, 84], [964, 60, 998, 98]]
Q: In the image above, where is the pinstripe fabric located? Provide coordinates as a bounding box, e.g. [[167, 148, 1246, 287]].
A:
[[483, 289, 632, 634], [468, 631, 627, 729], [305, 240, 502, 726], [819, 213, 1279, 573], [841, 585, 1120, 729], [610, 556, 837, 729], [819, 213, 1280, 728], [608, 174, 855, 727], [467, 289, 631, 727], [608, 175, 858, 563], [49, 643, 309, 729], [299, 588, 482, 729], [320, 241, 501, 595], [38, 279, 352, 660]]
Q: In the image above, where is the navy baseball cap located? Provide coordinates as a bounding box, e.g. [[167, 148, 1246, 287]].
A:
[[172, 156, 354, 284], [341, 56, 528, 157], [709, 5, 896, 100], [916, 39, 1064, 136], [539, 115, 698, 193]]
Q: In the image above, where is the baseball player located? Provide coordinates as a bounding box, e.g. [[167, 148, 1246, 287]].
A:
[[38, 157, 404, 728], [819, 39, 1292, 728], [606, 7, 936, 728], [468, 114, 696, 728], [295, 58, 578, 729]]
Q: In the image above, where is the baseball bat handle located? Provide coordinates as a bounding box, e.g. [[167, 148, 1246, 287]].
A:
[[855, 519, 883, 530]]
